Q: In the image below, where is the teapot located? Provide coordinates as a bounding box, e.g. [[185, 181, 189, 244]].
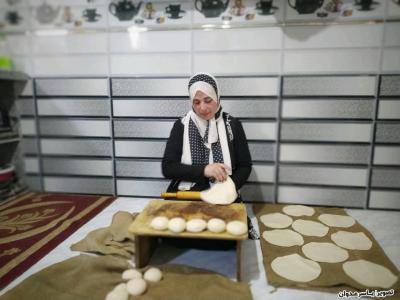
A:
[[36, 0, 60, 24], [195, 0, 230, 18], [288, 0, 324, 14], [6, 11, 22, 25], [109, 0, 143, 21]]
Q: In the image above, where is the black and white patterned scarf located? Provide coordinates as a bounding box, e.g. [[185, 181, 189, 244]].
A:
[[179, 73, 232, 191]]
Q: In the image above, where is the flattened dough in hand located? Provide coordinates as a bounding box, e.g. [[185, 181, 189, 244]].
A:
[[262, 229, 304, 247], [292, 219, 329, 237], [260, 213, 293, 229], [343, 260, 398, 288], [271, 254, 321, 282], [331, 231, 372, 250], [201, 176, 237, 205], [302, 242, 349, 263], [318, 214, 355, 228], [283, 205, 315, 217]]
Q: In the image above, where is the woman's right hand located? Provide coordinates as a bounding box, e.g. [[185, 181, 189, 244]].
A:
[[204, 163, 231, 182]]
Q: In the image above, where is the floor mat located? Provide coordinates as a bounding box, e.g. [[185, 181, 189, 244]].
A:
[[0, 192, 114, 289]]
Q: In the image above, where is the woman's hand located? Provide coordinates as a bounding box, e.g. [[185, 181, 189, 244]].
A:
[[204, 163, 231, 182]]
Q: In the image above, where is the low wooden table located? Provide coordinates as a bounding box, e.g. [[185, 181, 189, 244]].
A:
[[129, 200, 248, 281]]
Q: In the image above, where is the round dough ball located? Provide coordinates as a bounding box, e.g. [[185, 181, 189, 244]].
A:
[[282, 205, 315, 217], [226, 221, 247, 236], [302, 242, 349, 263], [342, 260, 398, 288], [113, 283, 127, 292], [318, 214, 355, 228], [143, 267, 163, 282], [168, 217, 186, 233], [271, 254, 321, 283], [262, 229, 304, 247], [122, 269, 142, 280], [207, 218, 226, 233], [150, 216, 169, 231], [105, 289, 128, 300], [126, 278, 147, 296], [331, 231, 372, 250], [186, 219, 207, 233], [292, 219, 329, 237], [260, 213, 293, 229]]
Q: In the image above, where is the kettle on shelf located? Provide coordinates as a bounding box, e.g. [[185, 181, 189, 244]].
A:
[[36, 0, 61, 24], [195, 0, 230, 18], [109, 0, 143, 21]]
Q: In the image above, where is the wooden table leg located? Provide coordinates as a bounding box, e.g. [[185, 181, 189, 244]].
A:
[[236, 240, 242, 282], [135, 235, 158, 268]]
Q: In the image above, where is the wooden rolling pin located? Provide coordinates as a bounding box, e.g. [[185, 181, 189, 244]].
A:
[[161, 191, 202, 200]]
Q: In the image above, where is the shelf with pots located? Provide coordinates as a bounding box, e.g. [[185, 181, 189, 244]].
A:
[[0, 69, 29, 201]]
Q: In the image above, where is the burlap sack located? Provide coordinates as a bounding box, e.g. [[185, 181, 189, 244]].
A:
[[70, 211, 137, 258], [253, 204, 400, 296], [1, 255, 253, 300], [0, 254, 128, 300]]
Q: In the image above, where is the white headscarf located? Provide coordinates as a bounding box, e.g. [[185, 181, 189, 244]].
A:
[[178, 73, 232, 191]]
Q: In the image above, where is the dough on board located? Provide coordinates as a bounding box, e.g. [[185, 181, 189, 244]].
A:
[[271, 254, 321, 283], [168, 217, 186, 233], [318, 214, 355, 228], [302, 242, 349, 263], [201, 176, 237, 205], [292, 219, 329, 237], [331, 231, 373, 250], [342, 260, 398, 288], [262, 229, 304, 247], [150, 216, 169, 231], [226, 221, 247, 236], [260, 213, 293, 229], [186, 219, 207, 233], [207, 218, 226, 233], [282, 205, 315, 217]]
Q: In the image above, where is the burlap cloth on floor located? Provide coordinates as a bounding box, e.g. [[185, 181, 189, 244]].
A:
[[70, 211, 138, 258], [253, 204, 400, 297], [0, 254, 252, 300]]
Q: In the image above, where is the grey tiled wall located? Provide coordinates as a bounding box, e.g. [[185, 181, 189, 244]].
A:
[[18, 75, 400, 210]]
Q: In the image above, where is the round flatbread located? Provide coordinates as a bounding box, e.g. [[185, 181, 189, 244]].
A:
[[292, 219, 329, 237], [318, 214, 355, 228], [331, 231, 372, 250], [262, 229, 304, 247], [260, 213, 293, 229], [282, 205, 315, 217], [302, 242, 349, 263], [271, 254, 321, 282], [343, 260, 398, 288]]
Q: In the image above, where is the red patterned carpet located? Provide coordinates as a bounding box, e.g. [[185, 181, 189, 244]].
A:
[[0, 192, 115, 289]]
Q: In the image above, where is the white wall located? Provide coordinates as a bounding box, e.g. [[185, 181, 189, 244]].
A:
[[0, 0, 399, 76]]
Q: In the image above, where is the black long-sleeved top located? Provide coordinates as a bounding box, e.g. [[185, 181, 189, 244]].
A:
[[162, 112, 252, 192]]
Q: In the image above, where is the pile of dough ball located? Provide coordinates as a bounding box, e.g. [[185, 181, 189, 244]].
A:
[[105, 266, 163, 300], [150, 216, 247, 236]]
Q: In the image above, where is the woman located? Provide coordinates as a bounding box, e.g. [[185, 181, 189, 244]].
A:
[[162, 72, 252, 196]]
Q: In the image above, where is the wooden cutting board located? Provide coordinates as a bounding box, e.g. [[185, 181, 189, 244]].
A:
[[129, 200, 248, 240]]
